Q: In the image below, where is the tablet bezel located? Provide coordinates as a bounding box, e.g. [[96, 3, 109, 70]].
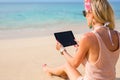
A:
[[54, 31, 77, 47]]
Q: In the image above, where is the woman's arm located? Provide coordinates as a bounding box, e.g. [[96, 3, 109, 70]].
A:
[[56, 33, 91, 68]]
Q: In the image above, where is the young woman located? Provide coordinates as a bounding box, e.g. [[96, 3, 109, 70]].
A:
[[43, 0, 120, 80]]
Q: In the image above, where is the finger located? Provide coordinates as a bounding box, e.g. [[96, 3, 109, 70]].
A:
[[56, 40, 60, 44], [55, 39, 58, 42], [74, 44, 79, 47], [57, 42, 62, 46], [42, 64, 47, 67], [74, 39, 79, 43], [74, 45, 77, 47]]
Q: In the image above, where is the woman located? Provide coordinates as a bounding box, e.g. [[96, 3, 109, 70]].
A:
[[43, 0, 120, 80]]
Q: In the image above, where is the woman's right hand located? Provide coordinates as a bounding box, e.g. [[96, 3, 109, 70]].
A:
[[56, 41, 63, 51], [74, 39, 79, 47]]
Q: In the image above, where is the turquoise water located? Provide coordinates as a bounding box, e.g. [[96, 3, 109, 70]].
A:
[[0, 2, 120, 30]]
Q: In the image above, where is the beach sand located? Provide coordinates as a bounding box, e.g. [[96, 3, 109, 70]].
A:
[[0, 20, 120, 80], [0, 34, 120, 80]]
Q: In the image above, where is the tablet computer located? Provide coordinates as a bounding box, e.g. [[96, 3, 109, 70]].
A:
[[54, 31, 77, 47]]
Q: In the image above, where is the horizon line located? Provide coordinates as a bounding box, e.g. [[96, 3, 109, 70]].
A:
[[0, 0, 119, 3]]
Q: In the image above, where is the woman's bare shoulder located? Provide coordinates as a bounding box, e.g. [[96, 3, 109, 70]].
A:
[[80, 32, 96, 45], [82, 32, 96, 40]]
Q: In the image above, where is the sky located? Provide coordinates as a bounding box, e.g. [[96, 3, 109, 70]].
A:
[[0, 0, 119, 3]]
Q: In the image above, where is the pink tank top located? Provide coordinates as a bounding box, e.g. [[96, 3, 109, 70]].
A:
[[84, 31, 120, 80]]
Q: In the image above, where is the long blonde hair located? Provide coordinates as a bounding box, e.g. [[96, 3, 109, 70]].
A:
[[91, 0, 115, 29]]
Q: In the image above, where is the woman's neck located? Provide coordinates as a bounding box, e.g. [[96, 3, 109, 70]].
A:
[[93, 23, 104, 30]]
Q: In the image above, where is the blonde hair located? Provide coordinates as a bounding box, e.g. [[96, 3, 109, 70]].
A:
[[91, 0, 115, 29]]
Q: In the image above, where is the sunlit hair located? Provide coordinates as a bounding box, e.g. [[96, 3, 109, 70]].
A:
[[91, 0, 115, 29]]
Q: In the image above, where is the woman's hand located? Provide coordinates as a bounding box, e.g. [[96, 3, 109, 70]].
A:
[[56, 41, 63, 51], [74, 39, 79, 51], [56, 41, 66, 55]]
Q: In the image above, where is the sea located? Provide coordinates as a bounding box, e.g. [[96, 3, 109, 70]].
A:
[[0, 2, 85, 30], [0, 1, 120, 38]]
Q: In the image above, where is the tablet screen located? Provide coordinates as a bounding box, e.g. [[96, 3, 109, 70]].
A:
[[54, 31, 77, 47]]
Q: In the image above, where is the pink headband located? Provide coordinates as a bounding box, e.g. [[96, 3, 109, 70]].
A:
[[85, 0, 91, 11]]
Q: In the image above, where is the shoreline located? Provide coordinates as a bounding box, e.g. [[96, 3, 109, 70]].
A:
[[0, 19, 120, 40], [0, 22, 89, 40]]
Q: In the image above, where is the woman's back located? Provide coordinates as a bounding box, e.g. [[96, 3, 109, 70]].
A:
[[96, 28, 119, 52], [84, 28, 120, 80]]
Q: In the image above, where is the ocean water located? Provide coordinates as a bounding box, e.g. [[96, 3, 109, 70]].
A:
[[0, 2, 120, 30], [0, 3, 85, 30]]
